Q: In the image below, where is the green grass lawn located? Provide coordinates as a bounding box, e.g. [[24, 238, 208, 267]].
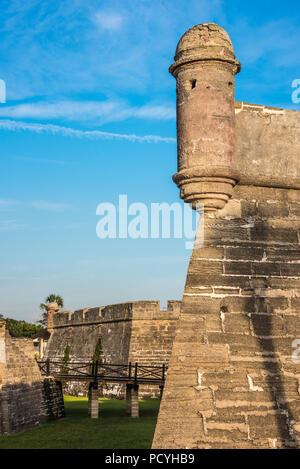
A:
[[0, 396, 160, 449]]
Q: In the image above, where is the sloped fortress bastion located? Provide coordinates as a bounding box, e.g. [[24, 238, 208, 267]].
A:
[[152, 23, 300, 449]]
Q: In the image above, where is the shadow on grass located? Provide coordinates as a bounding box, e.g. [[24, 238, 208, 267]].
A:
[[0, 397, 160, 449]]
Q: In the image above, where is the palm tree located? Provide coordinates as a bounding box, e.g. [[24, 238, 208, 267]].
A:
[[38, 294, 64, 326]]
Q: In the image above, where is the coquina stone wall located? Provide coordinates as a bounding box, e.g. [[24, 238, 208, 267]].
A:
[[45, 300, 181, 398], [129, 301, 180, 398], [153, 183, 300, 449], [153, 23, 300, 449], [0, 319, 64, 434]]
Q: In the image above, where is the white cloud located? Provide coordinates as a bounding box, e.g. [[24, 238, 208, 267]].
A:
[[14, 156, 75, 166], [0, 199, 19, 207], [0, 100, 175, 124], [133, 105, 175, 120], [0, 119, 176, 143], [231, 19, 300, 66], [0, 198, 71, 213], [0, 220, 25, 231], [94, 10, 123, 31], [0, 199, 19, 212], [31, 201, 71, 212], [1, 0, 224, 100]]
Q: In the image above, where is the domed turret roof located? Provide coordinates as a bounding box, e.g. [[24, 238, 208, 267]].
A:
[[47, 302, 59, 311], [170, 23, 240, 74]]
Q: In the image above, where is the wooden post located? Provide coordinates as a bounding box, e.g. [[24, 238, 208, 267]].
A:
[[88, 382, 92, 416], [134, 362, 138, 381], [94, 360, 99, 385], [125, 384, 132, 415], [46, 358, 50, 375]]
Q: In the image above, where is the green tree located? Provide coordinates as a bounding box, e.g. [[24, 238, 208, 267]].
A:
[[38, 294, 64, 327], [5, 318, 43, 337]]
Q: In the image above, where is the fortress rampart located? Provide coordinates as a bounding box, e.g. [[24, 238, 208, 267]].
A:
[[153, 23, 300, 449], [45, 300, 181, 398]]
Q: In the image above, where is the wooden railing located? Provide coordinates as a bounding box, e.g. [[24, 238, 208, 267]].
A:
[[37, 360, 167, 383]]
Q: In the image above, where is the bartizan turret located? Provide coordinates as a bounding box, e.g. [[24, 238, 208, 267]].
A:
[[46, 302, 59, 333], [170, 23, 241, 212]]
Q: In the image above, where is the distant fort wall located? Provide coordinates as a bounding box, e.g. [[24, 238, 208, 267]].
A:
[[45, 300, 181, 398], [0, 319, 64, 434]]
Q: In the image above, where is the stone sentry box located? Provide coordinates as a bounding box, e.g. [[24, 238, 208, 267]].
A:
[[153, 23, 300, 449], [171, 22, 241, 212], [45, 300, 181, 399]]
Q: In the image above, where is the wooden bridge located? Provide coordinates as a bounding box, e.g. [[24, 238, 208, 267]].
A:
[[37, 360, 167, 419]]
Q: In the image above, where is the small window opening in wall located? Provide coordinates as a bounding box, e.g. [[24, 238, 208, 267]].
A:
[[191, 79, 196, 89], [228, 81, 233, 87]]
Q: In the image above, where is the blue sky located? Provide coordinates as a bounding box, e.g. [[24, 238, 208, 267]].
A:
[[0, 0, 299, 321]]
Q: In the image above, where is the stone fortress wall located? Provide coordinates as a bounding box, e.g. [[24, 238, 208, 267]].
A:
[[3, 21, 300, 446], [153, 23, 300, 449], [0, 319, 64, 434], [45, 300, 181, 398]]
